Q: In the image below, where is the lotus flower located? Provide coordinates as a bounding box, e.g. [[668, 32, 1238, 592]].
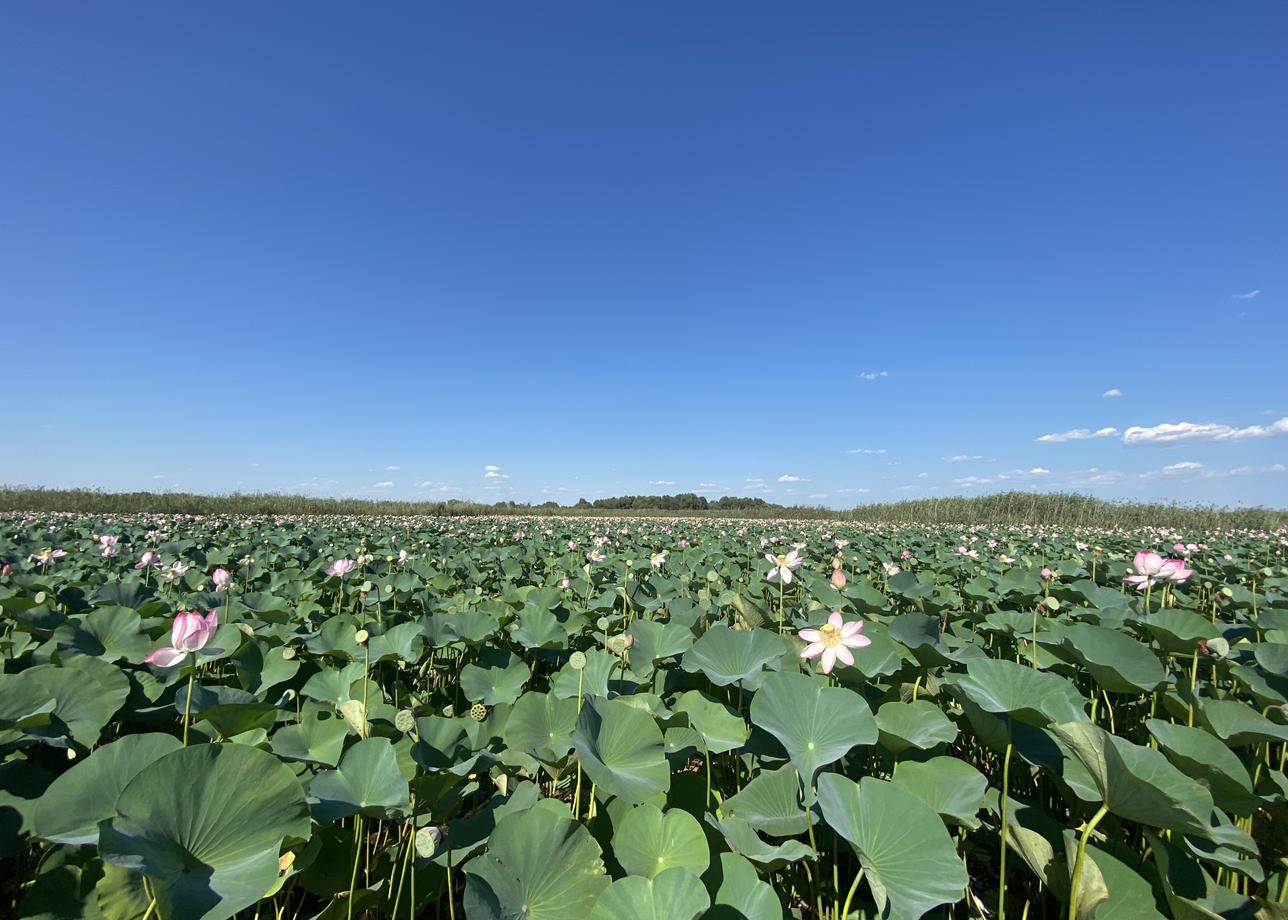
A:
[[134, 551, 161, 569], [799, 611, 872, 674], [1124, 550, 1165, 591], [1159, 558, 1193, 584], [765, 550, 804, 584], [830, 567, 846, 589], [882, 561, 901, 577], [212, 567, 233, 591], [98, 535, 120, 557], [145, 610, 220, 667], [30, 547, 67, 566], [650, 551, 667, 569], [325, 558, 356, 577]]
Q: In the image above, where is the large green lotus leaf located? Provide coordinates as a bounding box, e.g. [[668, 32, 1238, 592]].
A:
[[1145, 719, 1259, 817], [1048, 721, 1216, 838], [706, 851, 783, 920], [886, 612, 955, 666], [413, 715, 486, 775], [942, 658, 1086, 726], [875, 700, 958, 754], [1054, 623, 1167, 693], [271, 708, 349, 767], [95, 860, 155, 920], [510, 606, 568, 649], [681, 624, 785, 686], [551, 648, 619, 700], [463, 799, 609, 920], [460, 647, 531, 706], [99, 743, 312, 920], [1136, 609, 1219, 655], [816, 774, 968, 920], [33, 733, 181, 845], [503, 691, 578, 763], [838, 620, 903, 679], [0, 657, 130, 748], [1196, 697, 1288, 747], [612, 803, 709, 879], [1145, 830, 1261, 920], [52, 606, 153, 662], [570, 697, 670, 804], [588, 868, 709, 920], [230, 642, 299, 696], [627, 619, 694, 675], [300, 661, 364, 705], [890, 757, 988, 830], [671, 690, 748, 755], [308, 737, 410, 823], [364, 621, 424, 663], [721, 763, 811, 836], [0, 760, 51, 859], [704, 814, 814, 872], [749, 671, 876, 802]]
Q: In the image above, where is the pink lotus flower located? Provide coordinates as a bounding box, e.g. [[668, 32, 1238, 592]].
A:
[[1124, 551, 1165, 591], [766, 550, 804, 584], [325, 558, 356, 577], [145, 610, 220, 667], [830, 568, 846, 589], [99, 535, 120, 557], [212, 567, 233, 591], [1159, 558, 1193, 584], [1041, 567, 1053, 580], [650, 551, 667, 569], [134, 551, 161, 569], [30, 548, 67, 566], [799, 611, 872, 674]]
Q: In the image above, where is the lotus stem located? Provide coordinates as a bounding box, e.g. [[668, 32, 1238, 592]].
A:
[[999, 737, 1013, 920], [1067, 804, 1109, 920], [348, 816, 364, 920], [840, 867, 865, 920], [182, 670, 195, 746]]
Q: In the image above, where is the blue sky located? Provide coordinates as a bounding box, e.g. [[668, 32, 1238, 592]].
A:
[[2, 3, 1285, 509]]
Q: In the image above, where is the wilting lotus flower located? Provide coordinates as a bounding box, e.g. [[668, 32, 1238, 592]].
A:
[[163, 561, 189, 583], [650, 551, 667, 569], [765, 550, 804, 584], [883, 561, 901, 577], [325, 558, 356, 577], [830, 567, 846, 589], [586, 549, 606, 564], [134, 551, 161, 569], [1124, 551, 1165, 591], [145, 610, 221, 667], [211, 567, 233, 591], [799, 611, 872, 674], [1159, 558, 1193, 584]]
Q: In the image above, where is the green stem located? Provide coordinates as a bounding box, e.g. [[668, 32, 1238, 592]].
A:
[[1067, 804, 1110, 920], [348, 816, 364, 920], [999, 737, 1013, 920], [840, 868, 866, 920], [182, 669, 195, 746]]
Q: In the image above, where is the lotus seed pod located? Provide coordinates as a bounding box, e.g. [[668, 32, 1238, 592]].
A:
[[281, 646, 296, 660], [442, 704, 455, 718], [469, 702, 487, 722], [354, 629, 370, 645], [394, 709, 416, 732], [569, 650, 587, 670], [596, 617, 610, 631]]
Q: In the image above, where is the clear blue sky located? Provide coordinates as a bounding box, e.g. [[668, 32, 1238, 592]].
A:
[[2, 3, 1285, 509]]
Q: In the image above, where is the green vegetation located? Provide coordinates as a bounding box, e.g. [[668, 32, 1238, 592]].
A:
[[1, 486, 1284, 529]]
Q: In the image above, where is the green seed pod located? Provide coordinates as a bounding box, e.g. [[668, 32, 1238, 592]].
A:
[[569, 650, 587, 670], [469, 702, 487, 722], [414, 826, 441, 858], [394, 709, 416, 733]]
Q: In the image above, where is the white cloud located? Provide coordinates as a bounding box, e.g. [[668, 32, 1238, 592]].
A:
[[953, 468, 1052, 488], [1102, 388, 1123, 398], [484, 465, 509, 480], [697, 481, 723, 489], [1162, 461, 1204, 473], [648, 480, 677, 486], [1232, 290, 1260, 299], [1028, 467, 1050, 475], [857, 370, 889, 381], [1035, 427, 1119, 443], [943, 455, 983, 463], [1123, 417, 1288, 445], [372, 481, 395, 489], [776, 474, 807, 482], [847, 448, 886, 455], [807, 493, 829, 499], [745, 477, 765, 483], [385, 465, 400, 471]]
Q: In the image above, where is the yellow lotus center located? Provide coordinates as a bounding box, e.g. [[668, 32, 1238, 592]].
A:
[[819, 622, 842, 644], [776, 555, 788, 565]]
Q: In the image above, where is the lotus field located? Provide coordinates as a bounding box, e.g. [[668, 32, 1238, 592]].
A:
[[4, 514, 1288, 920]]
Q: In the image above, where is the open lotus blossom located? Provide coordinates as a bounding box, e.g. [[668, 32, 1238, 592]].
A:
[[765, 549, 804, 583], [586, 549, 605, 563], [1124, 551, 1166, 591], [799, 611, 872, 674], [325, 558, 356, 577], [30, 547, 67, 566], [883, 561, 901, 577], [1159, 558, 1193, 584], [134, 551, 161, 569], [163, 561, 189, 583], [650, 551, 667, 569], [98, 535, 120, 557], [145, 609, 221, 667], [211, 567, 233, 591]]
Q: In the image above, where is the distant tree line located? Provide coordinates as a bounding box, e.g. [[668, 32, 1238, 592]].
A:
[[573, 494, 778, 511]]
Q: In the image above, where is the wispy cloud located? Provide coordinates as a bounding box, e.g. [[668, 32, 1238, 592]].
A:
[[953, 468, 1051, 487], [1102, 388, 1123, 398], [1035, 427, 1119, 443], [385, 465, 400, 471], [372, 481, 394, 489], [943, 455, 983, 463], [648, 479, 677, 486], [1232, 290, 1260, 300], [1123, 416, 1288, 445], [484, 464, 509, 480], [847, 448, 886, 455], [776, 474, 806, 482], [857, 370, 889, 381], [1162, 461, 1204, 473]]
